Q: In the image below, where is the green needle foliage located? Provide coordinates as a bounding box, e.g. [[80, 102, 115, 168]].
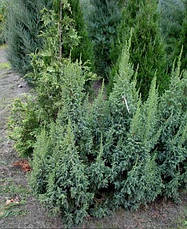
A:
[[159, 0, 187, 72], [157, 55, 187, 200], [9, 2, 187, 227], [110, 0, 168, 99], [69, 0, 95, 71], [6, 0, 52, 74], [87, 0, 122, 79]]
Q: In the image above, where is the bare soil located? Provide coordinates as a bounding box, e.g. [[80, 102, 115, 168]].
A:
[[0, 47, 186, 229]]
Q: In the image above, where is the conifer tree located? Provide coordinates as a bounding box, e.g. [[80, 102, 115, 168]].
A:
[[106, 42, 139, 177], [7, 0, 94, 75], [69, 0, 95, 70], [112, 76, 162, 209], [157, 57, 187, 200], [7, 0, 52, 74], [39, 121, 93, 227], [159, 0, 186, 71], [88, 0, 121, 79], [110, 0, 168, 99]]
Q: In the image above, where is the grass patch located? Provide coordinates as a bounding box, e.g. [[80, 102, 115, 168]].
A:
[[0, 179, 30, 219], [0, 201, 27, 219], [0, 62, 11, 70], [0, 178, 30, 198]]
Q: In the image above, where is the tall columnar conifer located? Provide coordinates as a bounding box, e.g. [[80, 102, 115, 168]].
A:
[[69, 0, 95, 71], [159, 0, 186, 72], [88, 0, 121, 79], [7, 0, 52, 74], [110, 0, 168, 99]]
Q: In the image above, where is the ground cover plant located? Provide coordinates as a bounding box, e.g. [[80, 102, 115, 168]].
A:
[[8, 0, 187, 227]]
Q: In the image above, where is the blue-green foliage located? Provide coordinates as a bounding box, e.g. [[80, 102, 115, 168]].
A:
[[157, 56, 187, 200], [28, 42, 186, 226]]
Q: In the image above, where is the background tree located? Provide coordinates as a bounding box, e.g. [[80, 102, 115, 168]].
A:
[[6, 0, 93, 75], [6, 0, 52, 74], [87, 0, 122, 79], [0, 0, 7, 44], [159, 0, 187, 72], [69, 0, 95, 71], [110, 0, 168, 99]]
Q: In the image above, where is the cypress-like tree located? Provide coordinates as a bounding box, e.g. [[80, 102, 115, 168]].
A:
[[110, 0, 168, 99], [7, 0, 52, 74], [159, 0, 186, 72], [69, 0, 95, 71], [88, 0, 121, 79], [41, 121, 93, 227]]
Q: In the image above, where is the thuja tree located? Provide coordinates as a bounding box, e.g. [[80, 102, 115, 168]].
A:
[[159, 0, 186, 72], [7, 0, 52, 74], [110, 0, 168, 99], [88, 0, 122, 79]]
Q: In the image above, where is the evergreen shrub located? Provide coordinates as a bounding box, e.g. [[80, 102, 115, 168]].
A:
[[9, 2, 187, 227], [157, 56, 187, 200], [29, 42, 186, 226]]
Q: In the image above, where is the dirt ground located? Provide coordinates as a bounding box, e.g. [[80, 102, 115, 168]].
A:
[[0, 46, 186, 229]]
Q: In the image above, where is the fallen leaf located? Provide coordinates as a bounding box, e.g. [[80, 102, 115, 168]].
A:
[[13, 160, 31, 172]]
